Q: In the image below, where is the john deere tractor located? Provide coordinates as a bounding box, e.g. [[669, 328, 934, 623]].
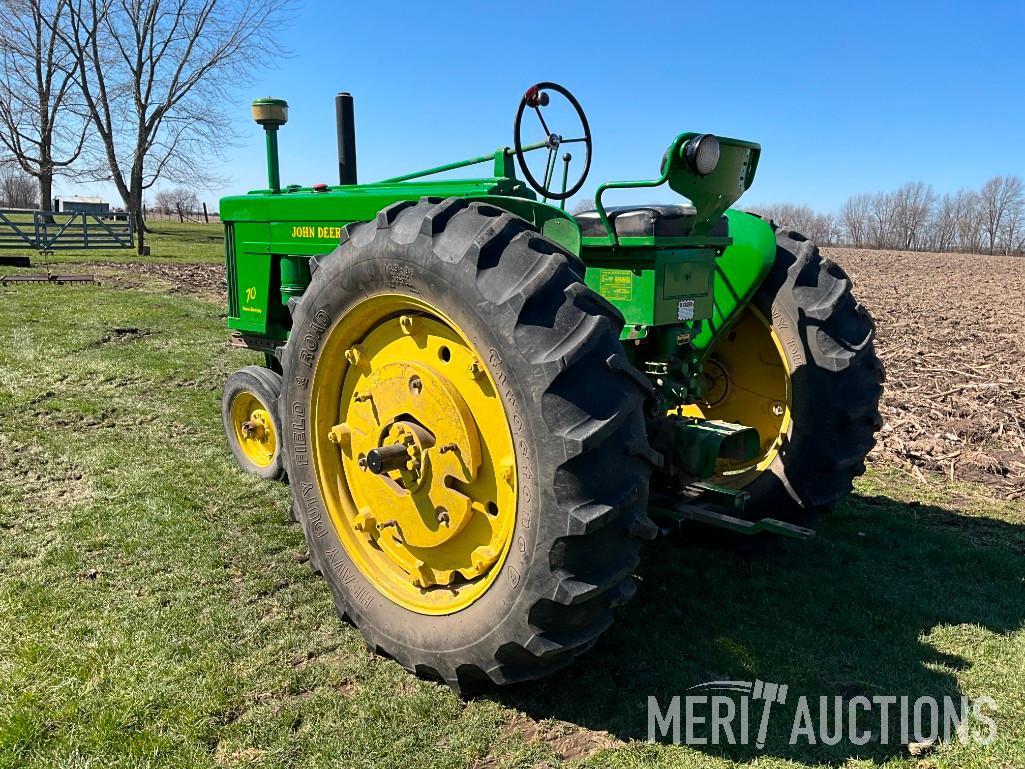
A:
[[219, 84, 883, 690]]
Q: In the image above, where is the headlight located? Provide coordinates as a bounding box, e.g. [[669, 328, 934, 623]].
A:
[[684, 134, 720, 176]]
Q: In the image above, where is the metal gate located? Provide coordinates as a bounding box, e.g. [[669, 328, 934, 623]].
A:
[[0, 209, 134, 251]]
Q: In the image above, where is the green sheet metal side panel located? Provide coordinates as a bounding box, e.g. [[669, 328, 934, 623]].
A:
[[691, 209, 777, 355], [221, 182, 577, 339], [583, 247, 718, 333]]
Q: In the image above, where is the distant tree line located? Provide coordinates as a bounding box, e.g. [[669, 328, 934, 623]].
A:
[[753, 176, 1025, 255]]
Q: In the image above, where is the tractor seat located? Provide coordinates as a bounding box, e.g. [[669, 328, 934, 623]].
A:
[[574, 204, 697, 239]]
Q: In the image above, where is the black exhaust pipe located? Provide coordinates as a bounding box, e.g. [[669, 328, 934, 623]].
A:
[[335, 92, 357, 185]]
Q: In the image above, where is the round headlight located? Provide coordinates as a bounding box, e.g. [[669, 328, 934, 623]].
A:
[[684, 134, 720, 176]]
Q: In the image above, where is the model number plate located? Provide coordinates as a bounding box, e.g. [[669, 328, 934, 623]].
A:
[[598, 269, 634, 301]]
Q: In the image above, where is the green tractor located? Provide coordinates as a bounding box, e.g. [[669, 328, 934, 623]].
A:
[[219, 84, 883, 690]]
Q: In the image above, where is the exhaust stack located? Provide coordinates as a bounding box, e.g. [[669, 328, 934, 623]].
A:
[[336, 92, 357, 185]]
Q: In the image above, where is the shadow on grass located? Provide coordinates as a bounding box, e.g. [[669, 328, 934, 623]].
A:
[[493, 492, 1025, 764]]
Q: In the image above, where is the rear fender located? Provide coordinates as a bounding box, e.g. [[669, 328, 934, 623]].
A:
[[466, 195, 581, 255], [691, 210, 777, 356]]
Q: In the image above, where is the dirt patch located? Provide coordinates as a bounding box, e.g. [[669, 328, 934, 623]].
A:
[[85, 261, 226, 299], [824, 247, 1025, 498], [0, 435, 92, 511], [89, 326, 152, 347], [496, 712, 619, 762]]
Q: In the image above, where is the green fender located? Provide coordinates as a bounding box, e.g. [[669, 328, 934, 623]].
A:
[[691, 209, 777, 357]]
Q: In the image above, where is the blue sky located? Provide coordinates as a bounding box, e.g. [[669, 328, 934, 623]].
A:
[[61, 0, 1025, 213]]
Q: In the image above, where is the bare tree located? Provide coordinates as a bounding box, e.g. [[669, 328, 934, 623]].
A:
[[62, 0, 285, 253], [1001, 191, 1025, 255], [867, 191, 898, 249], [840, 193, 872, 247], [0, 0, 89, 213], [928, 191, 966, 252], [0, 162, 37, 207], [979, 175, 1024, 254], [154, 185, 197, 216], [891, 181, 935, 250], [955, 190, 984, 254], [748, 203, 838, 245]]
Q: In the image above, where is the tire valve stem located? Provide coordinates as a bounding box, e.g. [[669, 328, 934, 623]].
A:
[[354, 391, 373, 403], [438, 443, 458, 454], [435, 507, 450, 526], [771, 401, 785, 417]]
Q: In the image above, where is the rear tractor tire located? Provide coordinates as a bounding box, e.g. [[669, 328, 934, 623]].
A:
[[281, 197, 658, 691], [222, 365, 287, 481], [684, 223, 884, 522]]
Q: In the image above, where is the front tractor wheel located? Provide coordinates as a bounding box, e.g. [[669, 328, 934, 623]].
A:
[[222, 366, 286, 481], [281, 197, 656, 690], [683, 225, 884, 521]]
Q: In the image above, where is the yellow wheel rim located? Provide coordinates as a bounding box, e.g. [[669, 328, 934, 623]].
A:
[[230, 392, 278, 467], [678, 306, 791, 484], [310, 295, 517, 615]]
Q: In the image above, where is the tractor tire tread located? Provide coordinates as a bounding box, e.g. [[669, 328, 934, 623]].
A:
[[744, 223, 884, 517]]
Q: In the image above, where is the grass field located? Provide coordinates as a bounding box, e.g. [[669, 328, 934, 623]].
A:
[[1, 265, 1023, 768]]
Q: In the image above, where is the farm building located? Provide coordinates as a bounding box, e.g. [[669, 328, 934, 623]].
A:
[[55, 196, 110, 215]]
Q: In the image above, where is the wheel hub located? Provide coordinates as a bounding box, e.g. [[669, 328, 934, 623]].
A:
[[318, 307, 516, 606], [230, 395, 277, 467]]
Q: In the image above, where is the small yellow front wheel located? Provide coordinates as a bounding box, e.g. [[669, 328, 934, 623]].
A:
[[222, 365, 287, 481]]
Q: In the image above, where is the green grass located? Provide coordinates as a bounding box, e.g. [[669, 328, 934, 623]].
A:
[[0, 221, 223, 265], [0, 278, 1023, 769]]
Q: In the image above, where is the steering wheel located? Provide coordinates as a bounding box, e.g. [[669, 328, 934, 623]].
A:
[[513, 82, 592, 201]]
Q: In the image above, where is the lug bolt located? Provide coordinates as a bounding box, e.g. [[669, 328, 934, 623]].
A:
[[411, 560, 434, 588], [344, 346, 363, 366], [353, 508, 376, 533], [327, 423, 350, 447]]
